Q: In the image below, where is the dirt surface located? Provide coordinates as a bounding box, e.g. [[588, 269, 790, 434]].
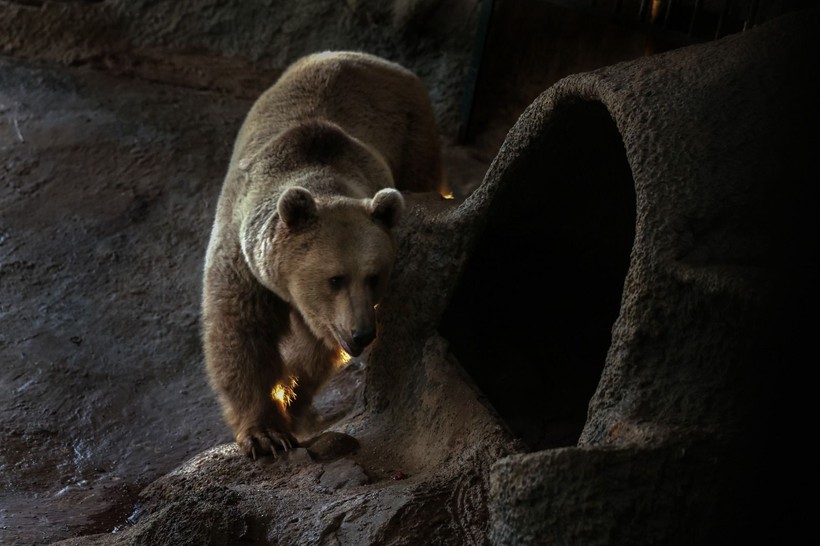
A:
[[1, 57, 243, 543], [0, 55, 491, 545]]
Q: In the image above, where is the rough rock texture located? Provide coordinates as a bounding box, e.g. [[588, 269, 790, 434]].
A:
[[474, 8, 818, 545], [2, 3, 817, 546], [0, 0, 480, 136], [0, 60, 251, 543]]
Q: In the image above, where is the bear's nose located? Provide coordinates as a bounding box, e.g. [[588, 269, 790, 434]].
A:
[[351, 329, 375, 349]]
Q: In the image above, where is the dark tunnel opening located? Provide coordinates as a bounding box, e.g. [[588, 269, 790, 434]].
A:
[[439, 99, 636, 452]]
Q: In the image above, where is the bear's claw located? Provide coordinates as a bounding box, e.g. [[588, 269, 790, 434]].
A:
[[239, 427, 297, 460]]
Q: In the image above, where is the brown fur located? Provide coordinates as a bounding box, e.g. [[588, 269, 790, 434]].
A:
[[202, 51, 443, 459]]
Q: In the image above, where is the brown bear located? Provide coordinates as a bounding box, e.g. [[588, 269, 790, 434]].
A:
[[201, 51, 443, 459]]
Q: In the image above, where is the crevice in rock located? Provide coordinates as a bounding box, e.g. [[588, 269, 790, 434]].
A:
[[439, 98, 636, 452]]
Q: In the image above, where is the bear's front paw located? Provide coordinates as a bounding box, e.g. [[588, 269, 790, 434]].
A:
[[237, 425, 298, 460]]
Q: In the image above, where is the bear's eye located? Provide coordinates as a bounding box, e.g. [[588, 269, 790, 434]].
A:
[[365, 274, 380, 290], [328, 275, 346, 290]]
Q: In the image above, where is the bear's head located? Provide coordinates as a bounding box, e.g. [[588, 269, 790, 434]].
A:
[[270, 186, 405, 357]]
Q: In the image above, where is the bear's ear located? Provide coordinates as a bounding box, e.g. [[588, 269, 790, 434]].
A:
[[370, 188, 404, 229], [278, 186, 317, 228]]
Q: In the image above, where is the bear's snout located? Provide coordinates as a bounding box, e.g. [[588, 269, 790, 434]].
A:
[[339, 327, 375, 357], [351, 329, 375, 350]]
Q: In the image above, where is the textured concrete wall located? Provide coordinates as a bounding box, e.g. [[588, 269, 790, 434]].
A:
[[0, 0, 480, 135], [479, 7, 818, 544]]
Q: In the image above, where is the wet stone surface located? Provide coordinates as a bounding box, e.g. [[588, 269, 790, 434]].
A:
[[0, 57, 248, 544]]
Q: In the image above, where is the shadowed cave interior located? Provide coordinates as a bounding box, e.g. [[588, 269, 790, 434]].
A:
[[439, 99, 636, 451]]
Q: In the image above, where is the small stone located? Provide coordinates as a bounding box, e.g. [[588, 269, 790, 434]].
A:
[[304, 431, 359, 462], [319, 458, 369, 489], [284, 447, 313, 465]]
